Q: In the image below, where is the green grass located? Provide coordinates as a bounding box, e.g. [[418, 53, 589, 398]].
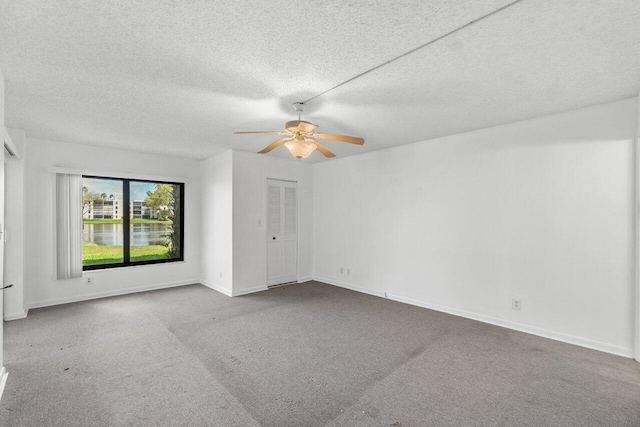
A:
[[130, 245, 171, 262], [82, 242, 170, 265], [83, 219, 171, 224]]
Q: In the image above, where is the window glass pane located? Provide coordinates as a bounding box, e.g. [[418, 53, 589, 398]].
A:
[[82, 178, 124, 266], [129, 181, 181, 262]]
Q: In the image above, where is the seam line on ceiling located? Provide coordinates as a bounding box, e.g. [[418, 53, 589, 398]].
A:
[[303, 0, 525, 104]]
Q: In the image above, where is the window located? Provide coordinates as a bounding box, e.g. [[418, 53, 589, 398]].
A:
[[82, 176, 184, 270]]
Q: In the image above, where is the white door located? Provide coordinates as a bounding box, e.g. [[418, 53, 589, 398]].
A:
[[0, 70, 5, 377], [0, 137, 5, 382], [266, 179, 297, 286], [0, 148, 4, 350]]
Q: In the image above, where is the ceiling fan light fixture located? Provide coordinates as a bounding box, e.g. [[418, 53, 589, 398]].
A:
[[284, 138, 316, 159]]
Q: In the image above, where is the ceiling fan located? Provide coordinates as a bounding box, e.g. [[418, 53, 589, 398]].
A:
[[234, 102, 364, 159]]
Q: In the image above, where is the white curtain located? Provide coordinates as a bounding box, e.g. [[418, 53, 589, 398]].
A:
[[56, 173, 83, 279]]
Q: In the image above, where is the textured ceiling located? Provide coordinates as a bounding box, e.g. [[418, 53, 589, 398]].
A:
[[0, 0, 639, 162]]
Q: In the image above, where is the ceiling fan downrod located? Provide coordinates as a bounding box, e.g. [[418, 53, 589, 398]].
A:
[[292, 102, 305, 121]]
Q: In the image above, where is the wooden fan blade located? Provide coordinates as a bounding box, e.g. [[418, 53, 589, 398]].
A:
[[234, 131, 287, 135], [312, 140, 336, 158], [313, 132, 364, 145], [258, 137, 291, 154]]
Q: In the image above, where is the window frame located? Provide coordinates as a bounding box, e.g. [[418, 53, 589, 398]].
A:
[[82, 175, 185, 271]]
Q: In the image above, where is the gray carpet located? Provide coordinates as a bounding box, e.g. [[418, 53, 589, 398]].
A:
[[0, 282, 639, 426]]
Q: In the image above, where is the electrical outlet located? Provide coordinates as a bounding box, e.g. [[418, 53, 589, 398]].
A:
[[512, 298, 522, 310], [257, 219, 262, 227], [219, 272, 223, 279], [347, 268, 351, 276], [340, 267, 344, 274], [86, 276, 93, 285]]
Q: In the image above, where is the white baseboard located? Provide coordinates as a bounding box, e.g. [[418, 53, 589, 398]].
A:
[[200, 279, 232, 297], [28, 279, 199, 310], [314, 277, 633, 358], [233, 285, 268, 297], [0, 367, 7, 401], [201, 279, 310, 297], [314, 276, 386, 298], [386, 293, 634, 358], [199, 280, 267, 297], [298, 276, 313, 283], [4, 308, 28, 321]]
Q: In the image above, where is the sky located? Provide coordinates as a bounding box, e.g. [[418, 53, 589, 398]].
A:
[[83, 178, 156, 201]]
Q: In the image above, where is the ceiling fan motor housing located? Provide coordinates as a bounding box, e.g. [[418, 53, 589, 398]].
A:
[[286, 120, 318, 134]]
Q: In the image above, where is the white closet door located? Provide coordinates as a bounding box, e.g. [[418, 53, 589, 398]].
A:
[[0, 75, 5, 373], [266, 179, 297, 286]]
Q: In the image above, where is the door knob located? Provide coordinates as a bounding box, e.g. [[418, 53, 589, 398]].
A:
[[273, 237, 276, 240]]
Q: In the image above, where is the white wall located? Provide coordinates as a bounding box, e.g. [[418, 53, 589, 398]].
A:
[[200, 150, 233, 295], [23, 138, 202, 308], [4, 129, 26, 319], [232, 151, 313, 295], [314, 97, 638, 357]]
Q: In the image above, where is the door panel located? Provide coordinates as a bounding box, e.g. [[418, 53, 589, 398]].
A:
[[282, 240, 297, 278], [267, 240, 283, 281], [284, 187, 296, 234], [266, 183, 282, 283], [267, 185, 280, 235], [282, 186, 297, 279]]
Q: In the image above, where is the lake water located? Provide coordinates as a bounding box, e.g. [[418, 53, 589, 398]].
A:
[[83, 223, 171, 246]]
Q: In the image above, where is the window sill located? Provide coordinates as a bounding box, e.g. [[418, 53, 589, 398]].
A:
[[83, 260, 187, 274]]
